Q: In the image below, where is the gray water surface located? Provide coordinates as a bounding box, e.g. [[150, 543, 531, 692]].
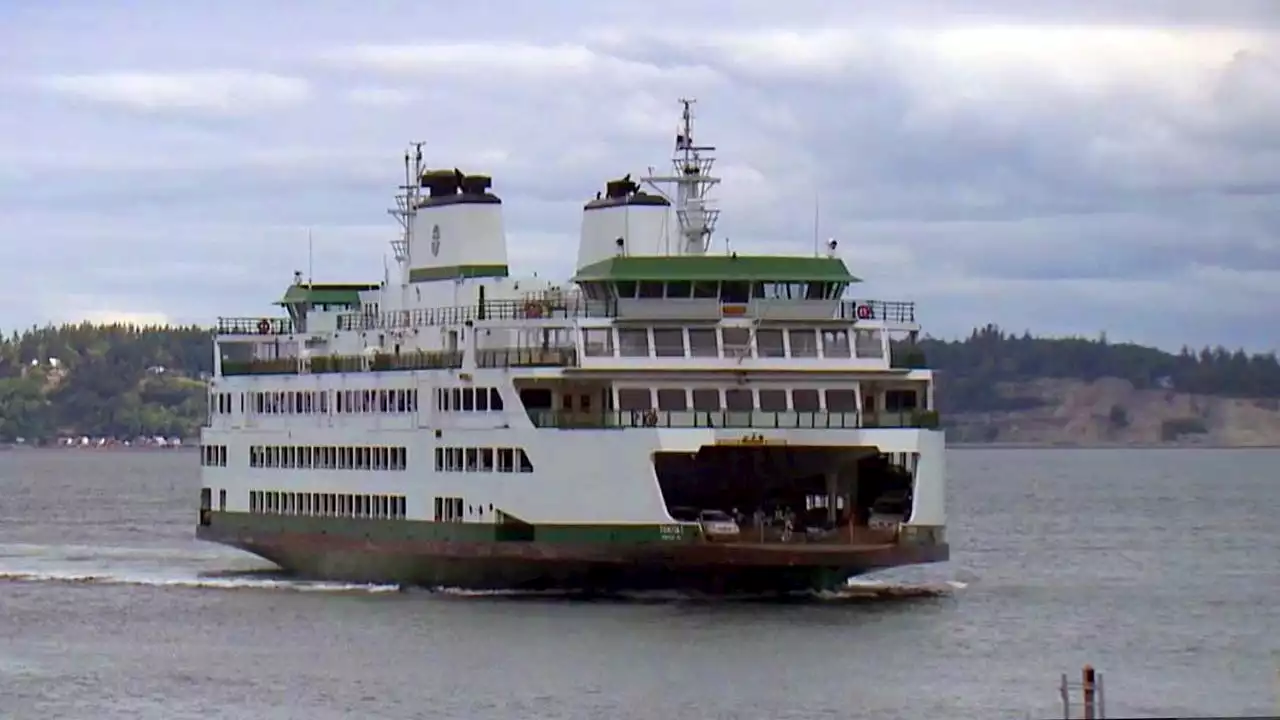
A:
[[0, 449, 1277, 719]]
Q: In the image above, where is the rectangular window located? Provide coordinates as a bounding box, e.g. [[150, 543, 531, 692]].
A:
[[788, 329, 819, 358], [793, 389, 821, 411], [583, 328, 614, 357], [617, 329, 650, 357], [821, 329, 851, 358], [825, 389, 858, 411], [854, 329, 884, 358], [725, 388, 753, 411], [755, 329, 786, 358], [616, 388, 652, 410], [687, 328, 719, 357], [656, 388, 688, 411], [691, 388, 720, 411], [652, 328, 685, 357], [721, 327, 752, 358], [758, 389, 788, 412]]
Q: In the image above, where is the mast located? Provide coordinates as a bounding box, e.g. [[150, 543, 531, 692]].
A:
[[389, 142, 424, 276], [642, 98, 721, 256]]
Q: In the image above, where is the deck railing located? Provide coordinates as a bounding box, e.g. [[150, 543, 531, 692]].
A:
[[838, 300, 916, 324], [526, 409, 940, 430], [217, 297, 918, 337], [220, 350, 465, 377], [337, 295, 615, 331], [725, 523, 901, 546], [217, 317, 296, 335], [476, 346, 578, 368]]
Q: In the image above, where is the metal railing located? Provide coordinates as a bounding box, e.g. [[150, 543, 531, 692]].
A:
[[217, 317, 296, 335], [220, 350, 464, 377], [218, 297, 918, 337], [476, 346, 578, 368], [337, 295, 615, 331], [838, 300, 917, 324], [724, 523, 900, 546], [526, 409, 940, 430]]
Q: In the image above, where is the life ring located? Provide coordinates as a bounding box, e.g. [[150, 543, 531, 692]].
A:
[[855, 304, 874, 320], [257, 319, 271, 334], [524, 302, 542, 319], [643, 410, 659, 428]]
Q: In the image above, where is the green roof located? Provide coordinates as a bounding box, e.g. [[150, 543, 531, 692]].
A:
[[572, 255, 858, 283], [276, 283, 379, 306]]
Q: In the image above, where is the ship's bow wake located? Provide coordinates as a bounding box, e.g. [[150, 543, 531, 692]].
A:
[[0, 542, 399, 594]]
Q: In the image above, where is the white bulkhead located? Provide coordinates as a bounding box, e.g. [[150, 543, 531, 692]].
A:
[[405, 170, 510, 307], [576, 177, 672, 271], [395, 170, 554, 353]]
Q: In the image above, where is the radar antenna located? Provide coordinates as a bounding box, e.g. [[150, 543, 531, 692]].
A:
[[641, 98, 721, 255]]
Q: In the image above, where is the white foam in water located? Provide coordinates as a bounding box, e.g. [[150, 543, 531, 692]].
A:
[[0, 542, 967, 599], [0, 542, 400, 594]]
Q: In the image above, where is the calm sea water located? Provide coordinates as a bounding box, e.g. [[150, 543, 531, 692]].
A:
[[0, 448, 1277, 720]]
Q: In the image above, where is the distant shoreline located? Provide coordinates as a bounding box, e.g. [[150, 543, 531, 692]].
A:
[[0, 444, 195, 452]]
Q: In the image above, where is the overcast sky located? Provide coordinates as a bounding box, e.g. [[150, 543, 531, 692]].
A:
[[3, 1, 1278, 351]]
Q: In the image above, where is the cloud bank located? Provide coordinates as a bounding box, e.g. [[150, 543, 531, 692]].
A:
[[2, 1, 1278, 351]]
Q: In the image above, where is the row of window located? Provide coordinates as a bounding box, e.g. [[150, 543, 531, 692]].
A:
[[246, 389, 421, 416], [249, 445, 409, 471], [336, 388, 419, 414], [581, 327, 884, 360], [578, 280, 847, 302], [434, 447, 535, 473], [249, 490, 407, 519], [212, 393, 234, 415], [434, 496, 465, 522], [201, 445, 228, 467], [611, 387, 921, 413], [252, 390, 329, 415], [434, 387, 505, 412]]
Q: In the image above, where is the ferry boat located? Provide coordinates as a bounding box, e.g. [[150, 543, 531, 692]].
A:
[[196, 99, 948, 594]]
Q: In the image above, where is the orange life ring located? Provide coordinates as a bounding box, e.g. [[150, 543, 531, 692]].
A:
[[855, 304, 874, 320], [257, 319, 271, 334], [524, 302, 542, 319]]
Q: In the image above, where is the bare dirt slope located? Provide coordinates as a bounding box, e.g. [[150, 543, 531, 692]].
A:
[[945, 377, 1280, 447]]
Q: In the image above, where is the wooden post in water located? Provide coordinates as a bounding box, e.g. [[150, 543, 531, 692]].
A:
[[1059, 665, 1104, 719], [1082, 665, 1097, 719]]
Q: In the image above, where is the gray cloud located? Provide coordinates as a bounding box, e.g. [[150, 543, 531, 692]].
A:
[[2, 1, 1279, 352]]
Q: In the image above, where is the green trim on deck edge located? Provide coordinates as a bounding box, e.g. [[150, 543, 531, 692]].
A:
[[572, 256, 859, 284], [277, 283, 379, 306], [409, 264, 510, 282]]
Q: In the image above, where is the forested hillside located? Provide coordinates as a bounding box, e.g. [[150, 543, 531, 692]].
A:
[[1, 322, 1278, 444], [918, 324, 1280, 415], [0, 324, 211, 442]]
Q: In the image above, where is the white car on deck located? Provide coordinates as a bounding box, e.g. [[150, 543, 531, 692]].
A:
[[696, 509, 741, 539]]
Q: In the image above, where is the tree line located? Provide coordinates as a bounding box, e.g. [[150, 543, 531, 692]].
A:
[[0, 322, 1277, 442], [916, 324, 1280, 414]]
